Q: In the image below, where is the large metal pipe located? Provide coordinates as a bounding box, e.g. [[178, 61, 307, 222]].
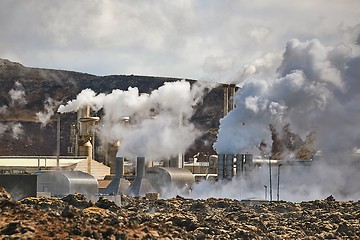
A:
[[115, 157, 124, 178], [229, 84, 236, 111], [107, 141, 120, 175], [126, 157, 157, 196], [78, 106, 90, 136], [217, 154, 225, 180], [236, 154, 244, 177], [244, 154, 253, 172], [223, 85, 229, 116], [226, 154, 234, 180], [84, 141, 92, 174], [56, 114, 60, 170], [136, 157, 146, 179]]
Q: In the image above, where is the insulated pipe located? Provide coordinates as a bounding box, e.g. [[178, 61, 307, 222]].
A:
[[223, 85, 229, 116], [84, 141, 92, 174], [217, 154, 225, 180], [226, 154, 234, 180], [244, 154, 253, 173], [78, 106, 90, 136], [236, 154, 244, 177], [115, 157, 124, 178], [136, 157, 146, 179], [229, 84, 236, 111]]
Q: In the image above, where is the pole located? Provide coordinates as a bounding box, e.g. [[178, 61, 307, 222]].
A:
[[56, 114, 60, 170], [264, 185, 267, 200], [269, 158, 272, 201], [277, 164, 282, 201]]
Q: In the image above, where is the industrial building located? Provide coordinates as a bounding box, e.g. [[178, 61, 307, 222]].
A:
[[0, 84, 342, 202]]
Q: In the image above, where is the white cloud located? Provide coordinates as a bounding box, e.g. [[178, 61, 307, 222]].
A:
[[0, 0, 359, 80]]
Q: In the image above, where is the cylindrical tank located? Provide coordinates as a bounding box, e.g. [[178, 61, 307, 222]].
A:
[[36, 170, 98, 196], [236, 154, 245, 177], [146, 167, 195, 195], [217, 154, 225, 180], [226, 154, 234, 180]]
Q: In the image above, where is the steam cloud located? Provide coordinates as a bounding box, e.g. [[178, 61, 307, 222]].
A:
[[9, 81, 27, 107], [58, 80, 211, 160], [0, 105, 8, 114], [36, 97, 60, 127], [211, 39, 360, 201], [0, 122, 24, 140]]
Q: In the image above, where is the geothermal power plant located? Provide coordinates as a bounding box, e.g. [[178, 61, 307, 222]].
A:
[[0, 84, 324, 202]]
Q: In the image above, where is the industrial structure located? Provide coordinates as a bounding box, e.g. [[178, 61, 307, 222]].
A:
[[1, 83, 346, 202], [36, 170, 98, 196]]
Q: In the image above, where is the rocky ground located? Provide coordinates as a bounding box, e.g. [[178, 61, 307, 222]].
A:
[[0, 187, 359, 239]]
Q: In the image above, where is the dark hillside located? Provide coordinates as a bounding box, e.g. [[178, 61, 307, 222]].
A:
[[0, 59, 223, 157]]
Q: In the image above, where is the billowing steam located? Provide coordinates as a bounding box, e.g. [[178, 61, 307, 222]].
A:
[[214, 39, 359, 155], [210, 39, 360, 201], [0, 105, 8, 114], [9, 81, 27, 107], [0, 122, 24, 140], [36, 97, 60, 127], [58, 80, 211, 160]]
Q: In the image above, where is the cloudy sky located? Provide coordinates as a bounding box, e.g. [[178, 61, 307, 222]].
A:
[[1, 0, 359, 81]]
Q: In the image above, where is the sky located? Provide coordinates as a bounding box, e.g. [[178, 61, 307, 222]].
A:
[[1, 0, 359, 81]]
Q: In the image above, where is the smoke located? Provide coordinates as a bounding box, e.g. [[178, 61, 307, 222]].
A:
[[0, 105, 8, 114], [58, 80, 211, 160], [36, 97, 60, 127], [0, 122, 24, 140], [9, 81, 27, 107], [211, 38, 360, 200]]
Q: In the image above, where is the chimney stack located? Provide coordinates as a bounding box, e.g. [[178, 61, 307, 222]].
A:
[[102, 157, 130, 195], [125, 157, 157, 196]]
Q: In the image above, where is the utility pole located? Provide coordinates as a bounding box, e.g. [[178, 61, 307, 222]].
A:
[[277, 164, 282, 201], [269, 158, 272, 201], [264, 185, 268, 200], [56, 114, 60, 170]]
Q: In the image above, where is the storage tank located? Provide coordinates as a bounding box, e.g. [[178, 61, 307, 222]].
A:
[[146, 167, 195, 195], [36, 170, 98, 196]]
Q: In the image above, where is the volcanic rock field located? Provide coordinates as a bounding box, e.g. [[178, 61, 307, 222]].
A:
[[0, 187, 359, 239]]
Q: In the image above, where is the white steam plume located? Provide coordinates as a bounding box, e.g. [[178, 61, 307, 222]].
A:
[[212, 39, 360, 200], [58, 80, 211, 160], [9, 81, 27, 107], [0, 105, 8, 114], [36, 97, 60, 127], [11, 123, 24, 140], [0, 122, 24, 140], [0, 123, 6, 136]]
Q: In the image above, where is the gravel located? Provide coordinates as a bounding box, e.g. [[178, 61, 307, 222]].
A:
[[0, 187, 359, 239]]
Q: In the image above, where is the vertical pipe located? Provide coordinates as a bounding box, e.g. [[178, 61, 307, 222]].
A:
[[223, 85, 229, 117], [85, 141, 92, 174], [226, 154, 234, 180], [277, 164, 282, 201], [56, 114, 60, 170], [115, 157, 124, 178], [269, 158, 272, 201], [236, 154, 244, 177], [244, 154, 253, 173], [136, 157, 146, 179], [217, 154, 225, 180], [264, 185, 268, 200], [229, 84, 236, 111]]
